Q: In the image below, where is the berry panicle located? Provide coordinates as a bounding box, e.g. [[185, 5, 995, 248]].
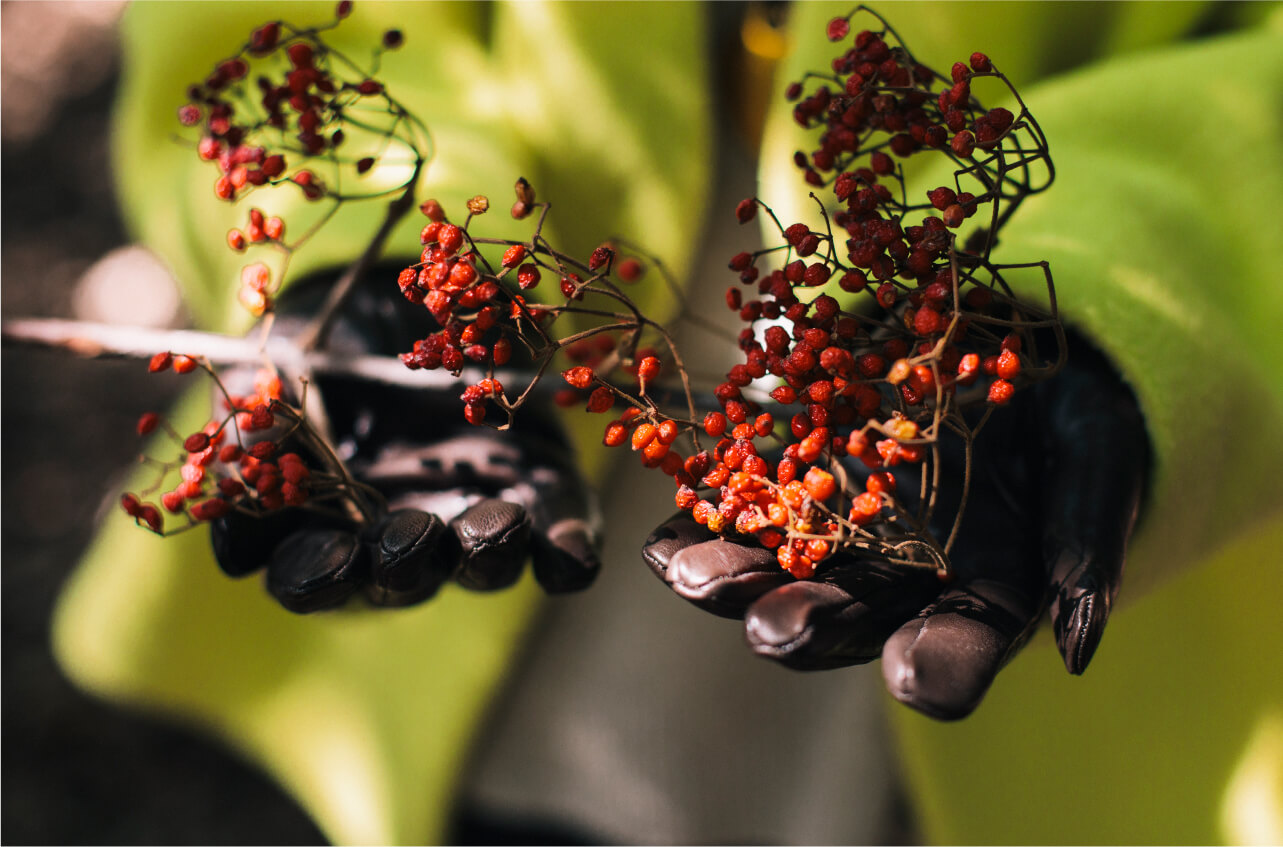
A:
[[180, 3, 429, 320], [123, 353, 378, 536]]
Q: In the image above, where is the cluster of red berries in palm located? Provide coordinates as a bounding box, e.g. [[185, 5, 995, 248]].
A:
[[120, 354, 344, 536], [179, 1, 423, 318], [668, 9, 1063, 576]]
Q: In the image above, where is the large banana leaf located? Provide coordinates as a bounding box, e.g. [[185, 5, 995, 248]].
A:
[[760, 5, 1283, 842], [890, 23, 1283, 843], [55, 3, 710, 844]]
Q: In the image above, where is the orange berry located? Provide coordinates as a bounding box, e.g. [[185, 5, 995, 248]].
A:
[[603, 422, 627, 447], [848, 492, 882, 525], [562, 366, 594, 389], [631, 423, 658, 451], [643, 438, 670, 462], [803, 467, 836, 502]]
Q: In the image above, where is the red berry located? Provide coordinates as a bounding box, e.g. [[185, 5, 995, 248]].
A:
[[249, 405, 275, 430], [562, 366, 594, 389], [516, 263, 541, 290], [249, 22, 280, 54], [997, 349, 1021, 380], [437, 224, 464, 254], [492, 337, 512, 365], [419, 199, 445, 221], [586, 386, 614, 413], [139, 504, 163, 533], [136, 412, 160, 436], [848, 492, 881, 525], [502, 244, 527, 267], [988, 378, 1015, 405], [287, 42, 314, 68], [603, 422, 628, 447], [617, 258, 643, 282], [589, 245, 614, 271], [735, 198, 756, 224], [637, 356, 661, 383], [120, 493, 143, 518], [675, 485, 698, 511], [643, 438, 670, 462], [865, 471, 896, 495], [249, 440, 277, 460], [168, 354, 197, 374], [382, 29, 404, 49], [191, 498, 230, 521], [826, 17, 850, 41]]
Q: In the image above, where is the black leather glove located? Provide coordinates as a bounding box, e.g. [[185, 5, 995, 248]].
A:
[[211, 271, 601, 613], [642, 331, 1147, 720]]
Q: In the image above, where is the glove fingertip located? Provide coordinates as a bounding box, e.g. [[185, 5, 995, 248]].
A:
[[1056, 588, 1108, 675], [451, 499, 531, 592], [881, 616, 1001, 722], [366, 509, 453, 607], [211, 508, 307, 578], [531, 520, 601, 594], [266, 528, 368, 613]]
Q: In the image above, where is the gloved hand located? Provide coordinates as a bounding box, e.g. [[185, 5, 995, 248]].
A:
[[642, 331, 1147, 720], [211, 270, 601, 613]]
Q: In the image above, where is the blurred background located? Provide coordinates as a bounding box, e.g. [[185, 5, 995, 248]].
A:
[[7, 2, 1276, 844], [1, 2, 324, 841]]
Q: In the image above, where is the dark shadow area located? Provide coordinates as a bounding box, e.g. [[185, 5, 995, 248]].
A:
[[2, 14, 325, 845]]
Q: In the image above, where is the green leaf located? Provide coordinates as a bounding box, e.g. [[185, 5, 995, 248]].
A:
[[883, 25, 1283, 844], [63, 3, 711, 843], [755, 12, 1283, 840]]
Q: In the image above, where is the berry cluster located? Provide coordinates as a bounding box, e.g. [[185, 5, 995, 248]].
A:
[[179, 1, 427, 317], [399, 8, 1063, 579], [393, 179, 693, 436], [672, 9, 1064, 575], [121, 353, 379, 536]]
